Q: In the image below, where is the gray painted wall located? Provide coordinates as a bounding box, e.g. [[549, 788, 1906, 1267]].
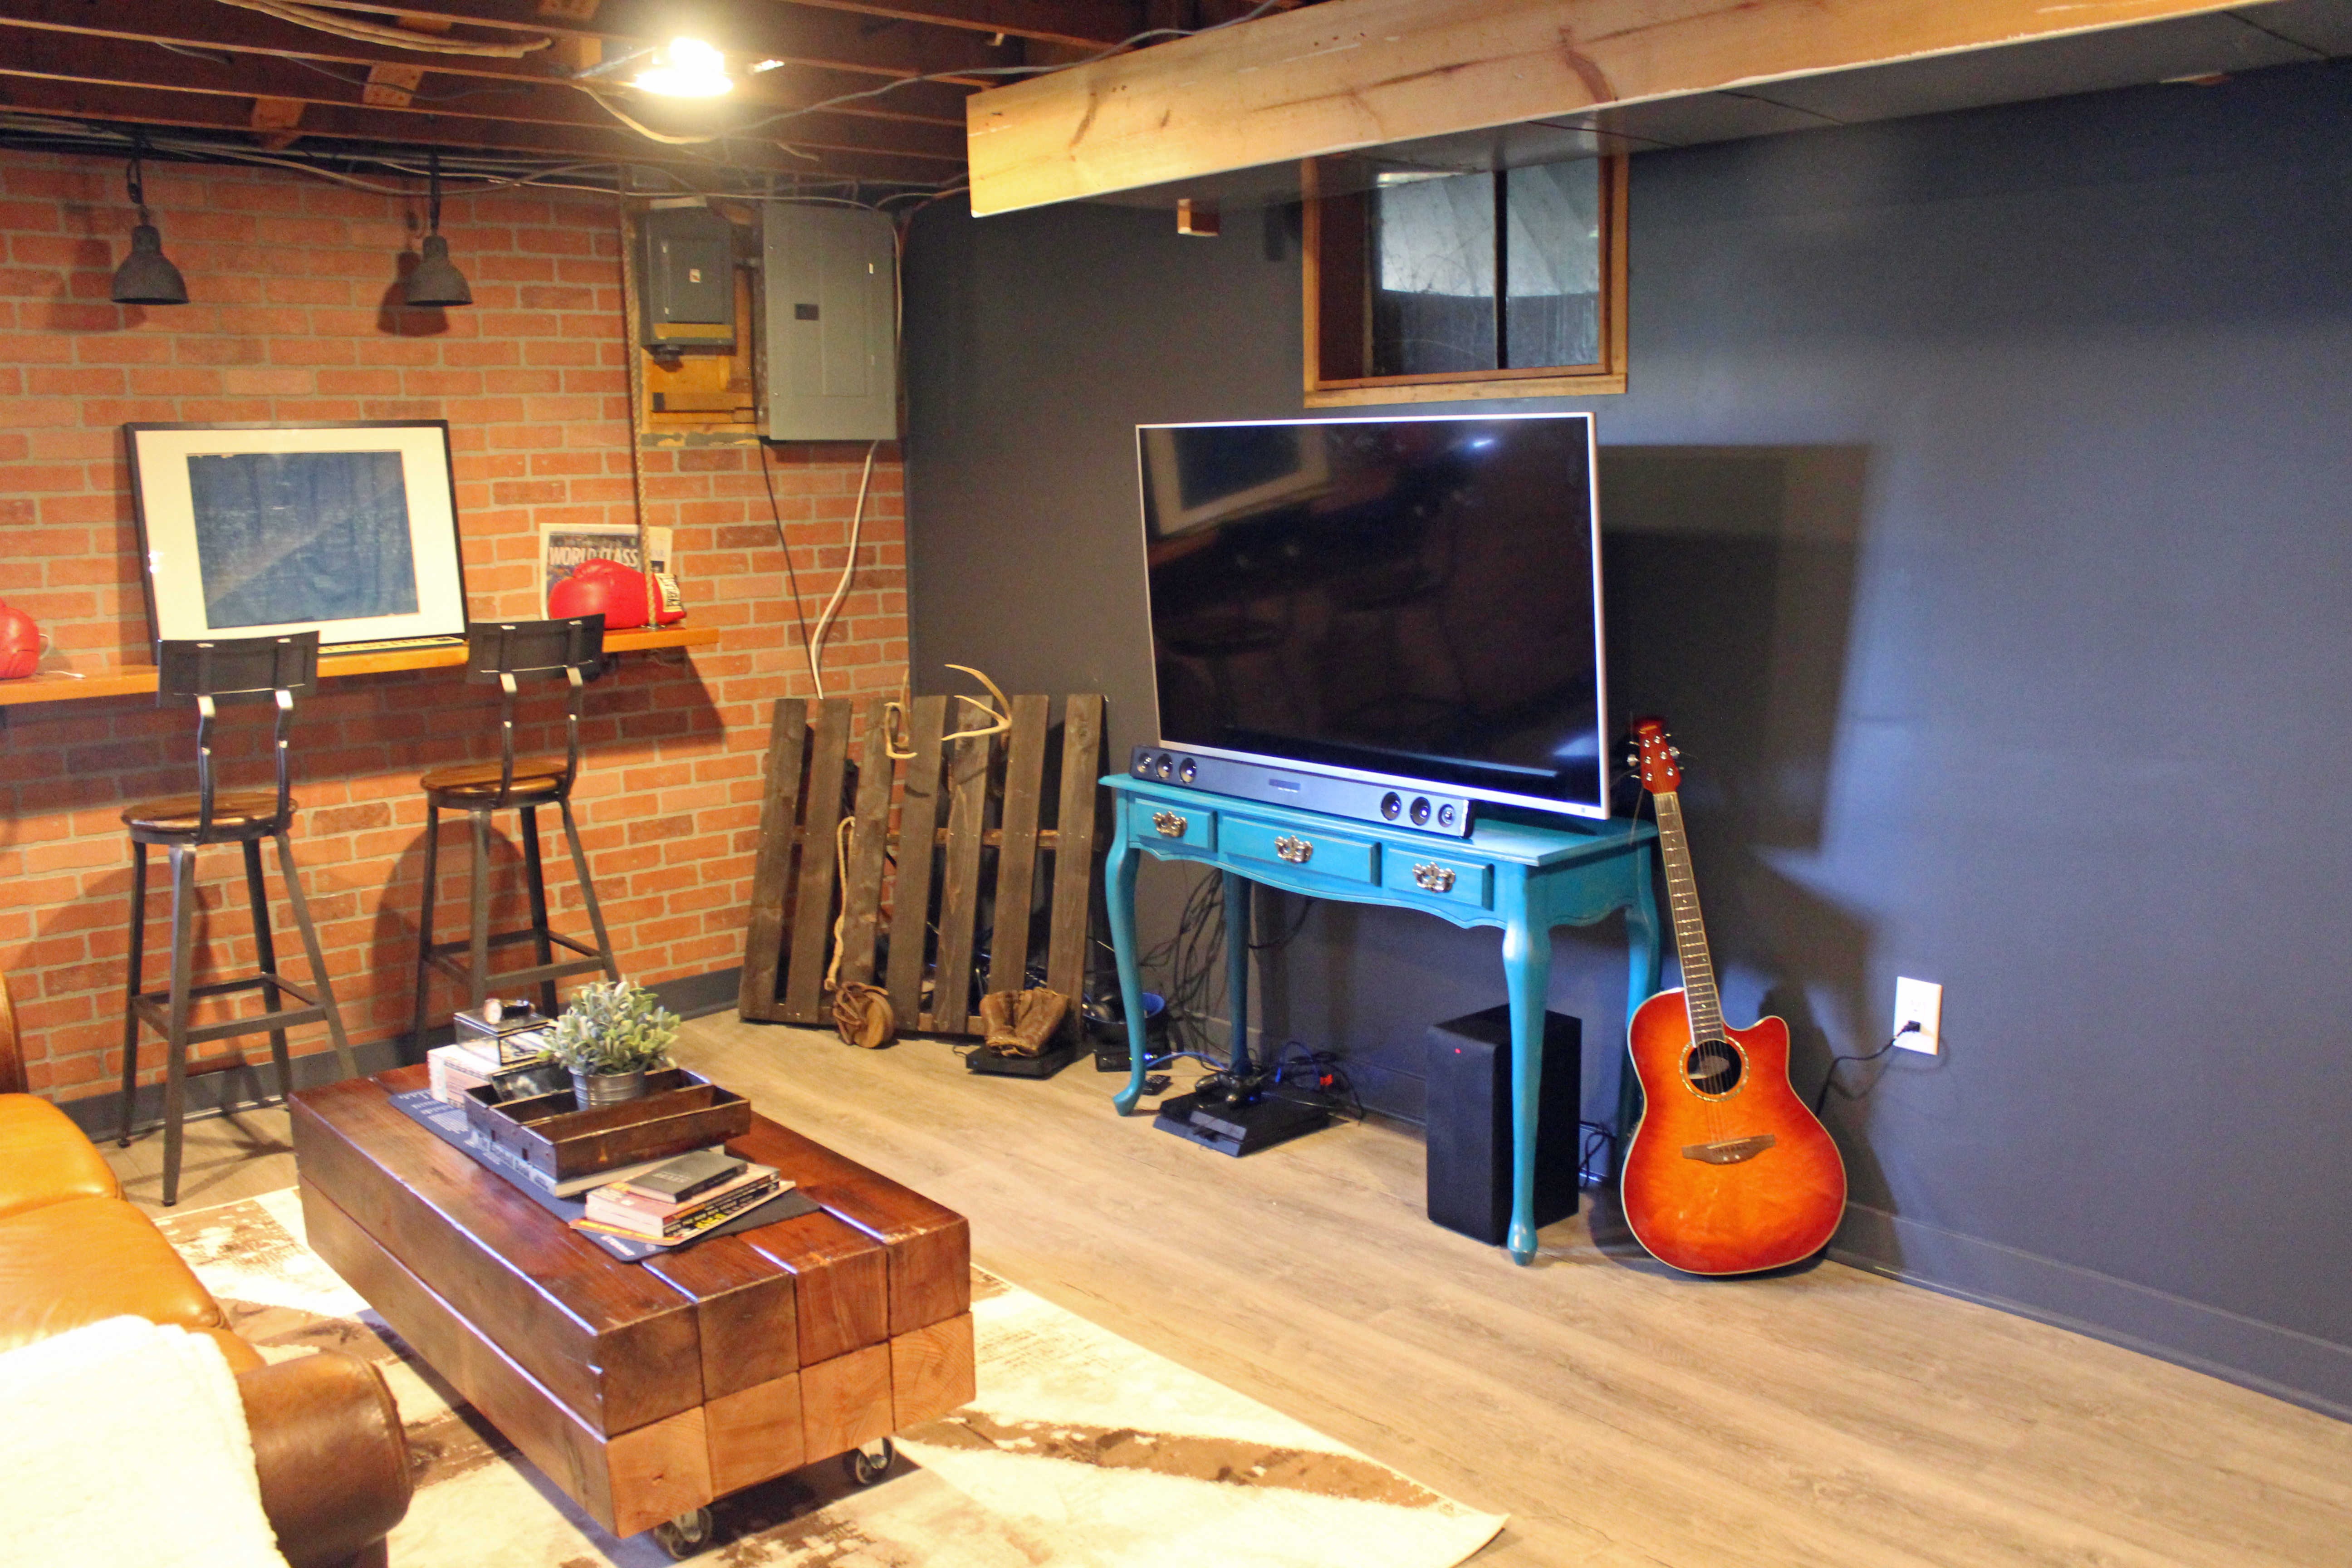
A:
[[902, 62, 2352, 1417]]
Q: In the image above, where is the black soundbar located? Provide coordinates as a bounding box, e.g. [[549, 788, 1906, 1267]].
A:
[[1127, 746, 1474, 838]]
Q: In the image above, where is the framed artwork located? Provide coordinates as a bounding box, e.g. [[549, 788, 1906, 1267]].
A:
[[124, 421, 469, 652]]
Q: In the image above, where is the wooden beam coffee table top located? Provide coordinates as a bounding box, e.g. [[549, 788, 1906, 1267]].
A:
[[291, 1066, 974, 1539]]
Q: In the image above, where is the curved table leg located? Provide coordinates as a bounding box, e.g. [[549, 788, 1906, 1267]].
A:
[[1107, 837, 1150, 1115], [1501, 885, 1550, 1266]]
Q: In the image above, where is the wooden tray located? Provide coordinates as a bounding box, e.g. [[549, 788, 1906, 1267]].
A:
[[462, 1068, 752, 1181]]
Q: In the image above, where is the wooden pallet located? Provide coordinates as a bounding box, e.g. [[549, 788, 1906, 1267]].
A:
[[738, 693, 1107, 1039]]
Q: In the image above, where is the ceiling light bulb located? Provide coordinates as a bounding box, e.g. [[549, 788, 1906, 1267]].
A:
[[633, 37, 732, 98]]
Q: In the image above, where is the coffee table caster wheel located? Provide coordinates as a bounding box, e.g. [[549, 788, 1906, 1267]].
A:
[[652, 1507, 712, 1559], [844, 1436, 896, 1487]]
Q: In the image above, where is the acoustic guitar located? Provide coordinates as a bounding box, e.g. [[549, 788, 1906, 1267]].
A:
[[1619, 719, 1847, 1275]]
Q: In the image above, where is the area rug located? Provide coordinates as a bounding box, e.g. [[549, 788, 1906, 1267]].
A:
[[159, 1191, 1506, 1568]]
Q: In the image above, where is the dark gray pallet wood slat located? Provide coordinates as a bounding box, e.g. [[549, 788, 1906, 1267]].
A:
[[882, 696, 949, 1026], [780, 699, 854, 1024], [1044, 693, 1106, 1039], [737, 698, 810, 1022], [985, 695, 1052, 996]]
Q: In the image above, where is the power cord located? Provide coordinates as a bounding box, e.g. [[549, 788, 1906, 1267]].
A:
[[1812, 1021, 1921, 1116]]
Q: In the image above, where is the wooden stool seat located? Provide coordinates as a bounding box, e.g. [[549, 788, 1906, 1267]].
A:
[[418, 758, 566, 800], [122, 790, 295, 836]]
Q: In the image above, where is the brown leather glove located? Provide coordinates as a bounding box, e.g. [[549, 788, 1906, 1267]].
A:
[[980, 987, 1068, 1057]]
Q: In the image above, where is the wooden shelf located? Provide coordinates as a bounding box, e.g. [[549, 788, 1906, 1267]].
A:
[[0, 626, 720, 710]]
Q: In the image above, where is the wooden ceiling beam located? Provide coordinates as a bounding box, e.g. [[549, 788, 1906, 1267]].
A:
[[965, 0, 2271, 214], [0, 29, 967, 161], [0, 0, 1003, 95], [0, 72, 960, 182]]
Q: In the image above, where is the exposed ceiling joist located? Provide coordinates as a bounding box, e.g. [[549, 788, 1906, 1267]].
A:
[[0, 70, 957, 181], [0, 0, 1011, 91], [316, 0, 1052, 75], [964, 0, 2293, 215], [0, 29, 967, 160], [774, 0, 1145, 49]]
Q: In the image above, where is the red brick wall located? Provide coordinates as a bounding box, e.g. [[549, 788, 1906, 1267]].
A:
[[0, 151, 908, 1102]]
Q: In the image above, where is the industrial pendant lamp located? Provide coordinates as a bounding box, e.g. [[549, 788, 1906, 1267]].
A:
[[109, 141, 188, 306], [404, 151, 472, 307]]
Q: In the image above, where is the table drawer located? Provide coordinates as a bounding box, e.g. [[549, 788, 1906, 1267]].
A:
[[1222, 817, 1377, 883], [1130, 797, 1213, 850], [1381, 849, 1494, 911]]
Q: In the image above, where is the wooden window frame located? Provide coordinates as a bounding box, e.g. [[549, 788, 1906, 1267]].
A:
[[1302, 155, 1628, 407]]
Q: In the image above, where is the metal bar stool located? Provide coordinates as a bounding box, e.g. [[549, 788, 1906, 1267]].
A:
[[411, 615, 621, 1033], [117, 632, 358, 1205]]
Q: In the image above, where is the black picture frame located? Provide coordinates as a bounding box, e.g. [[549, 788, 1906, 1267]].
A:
[[124, 420, 470, 655]]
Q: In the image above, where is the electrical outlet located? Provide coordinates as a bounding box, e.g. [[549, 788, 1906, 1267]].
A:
[[1893, 976, 1942, 1055]]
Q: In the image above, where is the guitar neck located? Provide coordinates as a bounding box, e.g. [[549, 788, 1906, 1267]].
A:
[[1651, 789, 1724, 1041]]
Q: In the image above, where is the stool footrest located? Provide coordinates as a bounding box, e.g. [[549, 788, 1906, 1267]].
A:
[[422, 927, 598, 959], [424, 946, 610, 993], [133, 993, 331, 1047]]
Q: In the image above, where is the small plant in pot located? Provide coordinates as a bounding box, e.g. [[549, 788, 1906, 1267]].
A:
[[549, 980, 680, 1109]]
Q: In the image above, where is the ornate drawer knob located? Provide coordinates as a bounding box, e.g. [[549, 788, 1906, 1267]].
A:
[[1413, 862, 1457, 894], [1152, 810, 1187, 838], [1274, 834, 1313, 864]]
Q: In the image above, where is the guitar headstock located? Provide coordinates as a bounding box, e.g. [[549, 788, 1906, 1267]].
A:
[[1628, 717, 1681, 794]]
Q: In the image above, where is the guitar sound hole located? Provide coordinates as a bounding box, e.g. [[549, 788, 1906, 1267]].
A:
[[1684, 1041, 1743, 1095]]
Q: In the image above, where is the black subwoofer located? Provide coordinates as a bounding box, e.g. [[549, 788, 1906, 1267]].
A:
[[1424, 1004, 1583, 1245]]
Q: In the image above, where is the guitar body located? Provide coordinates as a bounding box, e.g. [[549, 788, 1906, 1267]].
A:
[[1620, 988, 1848, 1275]]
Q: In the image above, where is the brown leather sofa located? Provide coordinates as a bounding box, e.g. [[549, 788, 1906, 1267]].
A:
[[0, 978, 413, 1568]]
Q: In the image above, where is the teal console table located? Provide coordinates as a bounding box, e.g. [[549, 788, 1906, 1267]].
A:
[[1102, 774, 1662, 1264]]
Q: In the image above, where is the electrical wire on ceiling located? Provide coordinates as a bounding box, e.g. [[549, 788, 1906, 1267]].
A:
[[578, 90, 820, 160], [211, 0, 552, 56], [278, 53, 530, 106]]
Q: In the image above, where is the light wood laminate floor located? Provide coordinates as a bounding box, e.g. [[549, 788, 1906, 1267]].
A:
[[106, 1019, 2351, 1565], [105, 1104, 298, 1216], [680, 1016, 2349, 1568]]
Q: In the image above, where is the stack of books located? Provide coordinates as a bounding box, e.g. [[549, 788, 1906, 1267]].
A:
[[428, 1001, 556, 1106], [575, 1152, 789, 1247]]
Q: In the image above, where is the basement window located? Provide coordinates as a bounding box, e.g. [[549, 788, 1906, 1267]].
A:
[[1303, 157, 1627, 406]]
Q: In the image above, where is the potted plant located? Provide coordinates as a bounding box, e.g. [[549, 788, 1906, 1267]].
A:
[[548, 980, 680, 1109]]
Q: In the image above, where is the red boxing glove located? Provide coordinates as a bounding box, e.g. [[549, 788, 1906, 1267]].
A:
[[0, 601, 39, 680], [547, 559, 685, 630]]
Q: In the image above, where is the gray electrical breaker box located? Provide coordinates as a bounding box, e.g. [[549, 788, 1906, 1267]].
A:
[[640, 203, 736, 349], [760, 203, 897, 442]]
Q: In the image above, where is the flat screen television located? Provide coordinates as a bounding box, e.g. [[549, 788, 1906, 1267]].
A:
[[1137, 411, 1608, 823]]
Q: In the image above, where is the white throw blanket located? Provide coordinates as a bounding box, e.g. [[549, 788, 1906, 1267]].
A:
[[0, 1316, 290, 1568]]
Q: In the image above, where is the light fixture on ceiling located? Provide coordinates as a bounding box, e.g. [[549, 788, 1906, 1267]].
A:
[[632, 38, 733, 98], [404, 150, 472, 307], [109, 140, 189, 306]]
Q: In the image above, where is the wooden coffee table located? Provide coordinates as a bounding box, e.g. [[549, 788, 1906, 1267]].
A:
[[292, 1067, 975, 1544]]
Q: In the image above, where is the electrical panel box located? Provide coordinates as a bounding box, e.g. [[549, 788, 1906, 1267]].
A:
[[761, 202, 896, 442], [640, 203, 735, 350]]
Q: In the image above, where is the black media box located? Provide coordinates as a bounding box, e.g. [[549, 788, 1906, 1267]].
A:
[[1425, 1004, 1582, 1245]]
